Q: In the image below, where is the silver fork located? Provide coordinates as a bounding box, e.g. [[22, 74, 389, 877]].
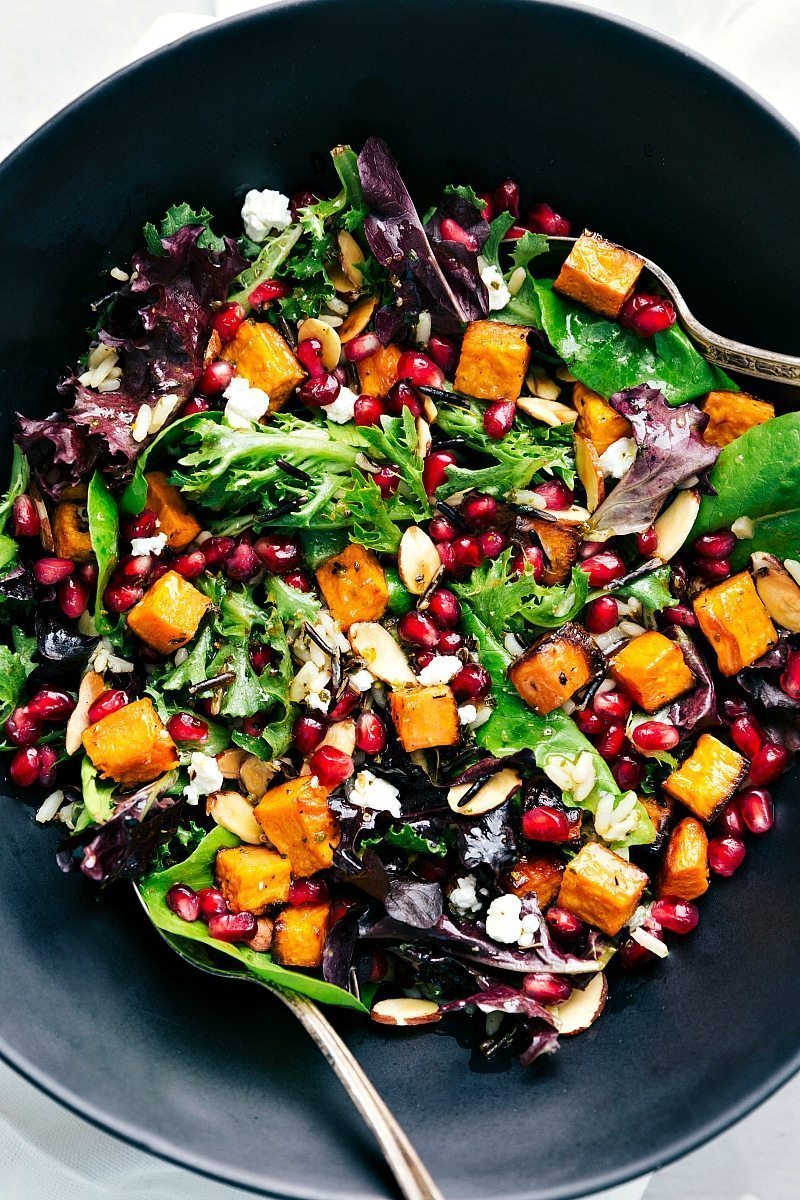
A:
[[549, 235, 800, 385], [133, 890, 444, 1200]]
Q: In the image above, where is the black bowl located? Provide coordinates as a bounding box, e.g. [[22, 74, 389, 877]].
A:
[[1, 2, 799, 1198]]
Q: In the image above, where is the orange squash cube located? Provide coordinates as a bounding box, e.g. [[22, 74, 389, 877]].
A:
[[639, 793, 674, 852], [82, 697, 178, 786], [664, 734, 747, 822], [389, 684, 460, 752], [702, 390, 775, 449], [505, 854, 565, 908], [221, 318, 304, 409], [658, 817, 709, 900], [127, 570, 211, 655], [145, 471, 202, 551], [693, 571, 777, 676], [509, 622, 602, 715], [611, 631, 694, 713], [554, 231, 644, 318], [273, 902, 331, 968], [557, 842, 648, 936], [53, 502, 93, 563], [315, 543, 389, 631], [254, 777, 340, 876], [358, 343, 403, 398], [215, 846, 291, 914], [573, 381, 633, 453], [454, 320, 531, 402], [524, 518, 580, 585]]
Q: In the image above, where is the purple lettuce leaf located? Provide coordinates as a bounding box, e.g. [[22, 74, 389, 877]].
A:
[[738, 639, 800, 713], [440, 983, 555, 1024], [666, 630, 718, 730], [57, 788, 185, 884], [588, 385, 720, 538], [519, 1027, 560, 1067], [425, 189, 490, 250], [384, 878, 443, 929]]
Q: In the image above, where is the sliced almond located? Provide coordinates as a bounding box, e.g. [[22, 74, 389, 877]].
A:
[[207, 790, 264, 843], [339, 295, 379, 343], [240, 755, 277, 799], [297, 317, 342, 370], [216, 748, 249, 778], [546, 971, 608, 1036], [370, 997, 441, 1027], [337, 230, 365, 288], [751, 552, 800, 631], [448, 767, 522, 816], [526, 365, 561, 401], [65, 670, 105, 755], [653, 489, 701, 561], [574, 433, 605, 513], [318, 718, 357, 757], [204, 329, 222, 365], [542, 504, 591, 525], [416, 417, 432, 460], [555, 365, 577, 382], [349, 622, 417, 686], [422, 395, 438, 424], [28, 479, 54, 553], [517, 394, 578, 427], [329, 263, 358, 294], [398, 526, 442, 596]]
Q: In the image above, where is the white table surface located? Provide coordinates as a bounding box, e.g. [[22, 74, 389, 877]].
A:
[[0, 2, 798, 1198]]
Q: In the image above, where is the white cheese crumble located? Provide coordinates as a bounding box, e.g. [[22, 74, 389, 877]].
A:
[[289, 660, 331, 712], [349, 769, 402, 818], [241, 188, 292, 242], [485, 894, 523, 944], [594, 789, 639, 843], [732, 516, 755, 540], [223, 376, 271, 428], [323, 386, 359, 425], [130, 532, 168, 557], [517, 912, 542, 950], [449, 874, 483, 917], [416, 655, 462, 686], [349, 668, 374, 693], [478, 257, 511, 311], [184, 752, 224, 806], [599, 437, 636, 479], [458, 704, 478, 726]]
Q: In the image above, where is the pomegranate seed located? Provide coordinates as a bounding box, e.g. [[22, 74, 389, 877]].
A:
[[579, 540, 605, 559], [282, 569, 313, 592], [166, 883, 200, 922], [148, 562, 170, 585], [104, 583, 143, 613], [368, 949, 389, 982], [612, 755, 645, 790], [502, 225, 529, 241], [780, 648, 800, 700], [355, 711, 387, 754], [248, 642, 273, 674], [427, 335, 457, 376], [296, 337, 325, 378], [329, 687, 361, 721], [451, 535, 483, 571], [290, 189, 317, 220], [384, 380, 422, 417], [730, 715, 765, 759], [574, 708, 607, 737], [28, 689, 75, 722], [398, 610, 439, 649], [493, 179, 520, 218], [440, 217, 478, 251], [749, 741, 789, 786], [693, 531, 737, 559], [522, 973, 572, 1005], [708, 836, 746, 877], [651, 897, 699, 934], [209, 911, 257, 942], [593, 690, 632, 721], [88, 690, 129, 725], [417, 856, 448, 884], [197, 887, 228, 919], [309, 745, 354, 787], [248, 279, 291, 309], [241, 715, 266, 739], [427, 588, 460, 627], [58, 575, 90, 619], [33, 557, 74, 586], [299, 373, 340, 407], [479, 529, 507, 559], [619, 294, 676, 337], [167, 713, 209, 743], [122, 509, 157, 541], [254, 536, 302, 574], [353, 395, 384, 426], [698, 557, 731, 582], [37, 745, 58, 788], [512, 545, 544, 582], [631, 721, 680, 753], [580, 551, 626, 587], [182, 396, 211, 417], [584, 596, 618, 634], [527, 202, 571, 236], [596, 722, 626, 761], [344, 332, 382, 363], [546, 906, 584, 941], [415, 651, 436, 672], [451, 663, 491, 702], [437, 543, 457, 574], [78, 561, 99, 586], [212, 302, 245, 342], [5, 707, 41, 747], [437, 629, 463, 654], [522, 805, 572, 843], [9, 746, 41, 787], [397, 350, 445, 390], [199, 360, 234, 395], [288, 878, 330, 906], [462, 494, 498, 529], [739, 788, 774, 834], [373, 467, 400, 498], [662, 604, 698, 629], [429, 515, 458, 542], [718, 800, 746, 838], [12, 495, 40, 538], [483, 399, 516, 440], [173, 550, 206, 580], [477, 192, 494, 220], [203, 536, 235, 568], [225, 541, 260, 580], [423, 451, 456, 495], [532, 479, 574, 511], [118, 551, 154, 583], [619, 933, 664, 970], [636, 527, 659, 556]]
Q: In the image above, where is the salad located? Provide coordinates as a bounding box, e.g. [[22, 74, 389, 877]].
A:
[[2, 136, 799, 1065]]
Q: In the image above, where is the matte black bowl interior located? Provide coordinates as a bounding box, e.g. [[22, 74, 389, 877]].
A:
[[1, 2, 799, 1198]]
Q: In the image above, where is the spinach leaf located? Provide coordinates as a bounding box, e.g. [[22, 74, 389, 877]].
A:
[[80, 754, 116, 824], [228, 225, 303, 310], [120, 411, 208, 516], [138, 825, 367, 1011], [0, 627, 37, 724], [87, 471, 120, 635], [591, 564, 674, 612], [364, 822, 450, 857], [691, 412, 800, 569], [0, 446, 29, 535], [158, 624, 215, 693], [143, 202, 225, 257], [454, 550, 588, 638]]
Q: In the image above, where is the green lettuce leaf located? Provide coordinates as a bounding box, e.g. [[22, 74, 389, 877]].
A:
[[0, 627, 37, 724], [143, 202, 225, 256], [454, 550, 588, 638]]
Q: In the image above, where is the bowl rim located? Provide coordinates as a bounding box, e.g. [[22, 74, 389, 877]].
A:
[[1, 2, 799, 1197]]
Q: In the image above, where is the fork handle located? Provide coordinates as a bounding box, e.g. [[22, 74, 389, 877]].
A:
[[678, 314, 800, 386], [273, 987, 444, 1200]]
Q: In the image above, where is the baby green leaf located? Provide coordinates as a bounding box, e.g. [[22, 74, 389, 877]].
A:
[[88, 471, 120, 635]]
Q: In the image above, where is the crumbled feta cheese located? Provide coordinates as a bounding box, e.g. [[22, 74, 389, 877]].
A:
[[517, 912, 541, 950], [732, 516, 755, 540], [241, 188, 292, 242], [349, 769, 402, 818], [130, 532, 168, 557], [599, 437, 636, 479], [630, 926, 669, 959], [184, 752, 224, 806], [289, 660, 331, 712], [543, 751, 596, 803], [323, 386, 359, 424], [90, 637, 135, 675], [417, 655, 462, 686], [223, 376, 270, 428], [478, 257, 511, 311], [350, 668, 374, 693], [458, 704, 478, 726], [485, 894, 523, 944], [594, 789, 639, 843], [449, 874, 483, 917], [36, 790, 65, 824]]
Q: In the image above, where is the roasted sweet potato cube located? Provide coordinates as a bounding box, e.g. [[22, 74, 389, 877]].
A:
[[557, 843, 648, 937], [611, 631, 694, 713], [82, 697, 178, 786], [509, 622, 602, 715], [453, 320, 531, 402], [127, 569, 211, 655], [53, 502, 93, 563], [524, 518, 580, 585], [702, 390, 775, 449], [664, 734, 747, 822], [315, 543, 389, 630], [505, 854, 565, 908], [658, 817, 709, 900], [145, 471, 202, 551], [215, 846, 291, 914], [554, 231, 644, 318], [255, 777, 340, 876], [389, 685, 460, 752], [639, 793, 674, 853], [358, 343, 403, 398], [693, 571, 777, 676], [573, 381, 633, 453], [221, 318, 304, 409], [273, 902, 331, 968]]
